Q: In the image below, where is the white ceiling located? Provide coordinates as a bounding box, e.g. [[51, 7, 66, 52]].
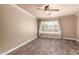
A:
[[17, 4, 79, 19]]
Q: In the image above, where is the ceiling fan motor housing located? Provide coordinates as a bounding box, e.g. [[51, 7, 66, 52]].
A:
[[45, 5, 49, 10]]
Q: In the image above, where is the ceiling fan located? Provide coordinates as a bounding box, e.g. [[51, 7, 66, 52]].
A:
[[37, 5, 59, 15]]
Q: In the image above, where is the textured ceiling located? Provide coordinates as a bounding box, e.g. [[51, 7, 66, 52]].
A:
[[17, 4, 79, 19]]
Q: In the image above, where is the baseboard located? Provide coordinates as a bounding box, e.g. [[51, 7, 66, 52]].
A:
[[63, 37, 79, 42], [75, 39, 79, 42], [40, 36, 61, 39], [1, 36, 37, 55], [63, 37, 76, 40]]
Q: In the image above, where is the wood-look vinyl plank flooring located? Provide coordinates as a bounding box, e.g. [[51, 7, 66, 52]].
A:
[[8, 38, 79, 55]]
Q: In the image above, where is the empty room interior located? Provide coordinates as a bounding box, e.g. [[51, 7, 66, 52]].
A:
[[0, 4, 79, 55]]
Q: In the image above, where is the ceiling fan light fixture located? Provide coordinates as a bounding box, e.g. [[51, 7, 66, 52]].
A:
[[44, 10, 51, 15], [37, 5, 59, 15]]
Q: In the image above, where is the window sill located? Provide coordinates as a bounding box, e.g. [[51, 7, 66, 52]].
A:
[[39, 31, 61, 34]]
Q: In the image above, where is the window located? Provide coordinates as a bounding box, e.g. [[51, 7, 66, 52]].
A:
[[40, 20, 60, 33]]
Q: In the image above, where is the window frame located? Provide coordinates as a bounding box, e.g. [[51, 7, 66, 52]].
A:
[[39, 20, 61, 33]]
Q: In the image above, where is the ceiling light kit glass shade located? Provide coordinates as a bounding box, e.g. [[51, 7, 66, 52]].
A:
[[44, 10, 51, 15]]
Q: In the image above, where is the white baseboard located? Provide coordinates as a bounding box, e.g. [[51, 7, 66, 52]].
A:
[[40, 36, 61, 39], [75, 40, 79, 42], [1, 36, 37, 55], [63, 37, 76, 40], [63, 37, 79, 42]]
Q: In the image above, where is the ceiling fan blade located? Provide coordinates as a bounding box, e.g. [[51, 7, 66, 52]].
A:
[[48, 9, 59, 11], [37, 8, 44, 10]]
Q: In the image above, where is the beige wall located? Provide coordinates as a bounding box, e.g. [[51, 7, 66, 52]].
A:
[[0, 5, 37, 53], [59, 15, 77, 38], [38, 15, 77, 39], [76, 14, 79, 40]]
